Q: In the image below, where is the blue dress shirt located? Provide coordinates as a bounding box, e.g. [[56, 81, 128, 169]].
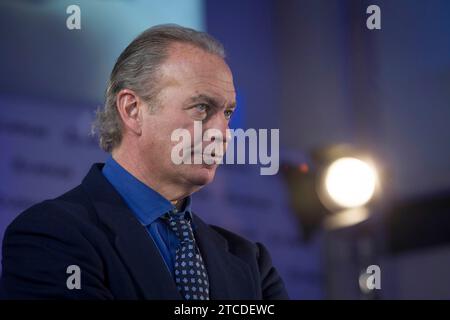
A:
[[102, 156, 194, 276]]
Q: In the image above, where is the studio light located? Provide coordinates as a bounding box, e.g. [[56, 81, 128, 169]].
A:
[[281, 146, 382, 236], [323, 157, 378, 209]]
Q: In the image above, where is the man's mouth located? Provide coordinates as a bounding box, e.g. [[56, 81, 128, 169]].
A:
[[202, 153, 223, 163], [188, 144, 224, 160]]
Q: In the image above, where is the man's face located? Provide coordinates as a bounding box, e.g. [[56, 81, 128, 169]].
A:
[[138, 42, 236, 194]]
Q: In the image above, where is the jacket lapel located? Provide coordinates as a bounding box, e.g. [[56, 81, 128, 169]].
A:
[[81, 164, 181, 300], [193, 214, 257, 299]]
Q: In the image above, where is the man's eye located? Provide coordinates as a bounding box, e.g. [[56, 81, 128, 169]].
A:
[[195, 104, 209, 112], [224, 109, 234, 120]]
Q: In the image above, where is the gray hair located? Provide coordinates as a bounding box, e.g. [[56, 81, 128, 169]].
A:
[[92, 24, 226, 153]]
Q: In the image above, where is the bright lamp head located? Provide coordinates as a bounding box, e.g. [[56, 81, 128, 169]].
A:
[[324, 157, 378, 209]]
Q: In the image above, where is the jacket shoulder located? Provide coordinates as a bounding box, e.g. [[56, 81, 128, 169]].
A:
[[0, 185, 113, 299], [7, 184, 96, 232]]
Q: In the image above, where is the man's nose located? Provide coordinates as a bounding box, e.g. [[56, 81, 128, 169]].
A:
[[204, 113, 230, 143]]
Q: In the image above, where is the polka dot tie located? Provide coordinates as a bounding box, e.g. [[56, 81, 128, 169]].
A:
[[166, 211, 210, 300]]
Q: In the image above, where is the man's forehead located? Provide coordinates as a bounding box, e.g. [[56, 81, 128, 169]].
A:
[[159, 70, 236, 102], [159, 44, 235, 101], [162, 43, 233, 82]]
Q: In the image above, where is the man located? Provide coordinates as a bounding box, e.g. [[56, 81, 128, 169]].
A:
[[0, 24, 288, 300]]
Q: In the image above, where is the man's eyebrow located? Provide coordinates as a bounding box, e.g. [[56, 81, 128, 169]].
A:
[[188, 94, 236, 108]]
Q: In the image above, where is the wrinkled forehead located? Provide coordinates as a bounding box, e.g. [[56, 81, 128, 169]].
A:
[[159, 43, 236, 98]]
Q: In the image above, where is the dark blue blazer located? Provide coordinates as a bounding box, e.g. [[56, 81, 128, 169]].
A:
[[0, 164, 288, 299]]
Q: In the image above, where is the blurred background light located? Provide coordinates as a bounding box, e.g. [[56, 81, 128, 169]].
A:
[[324, 157, 378, 209]]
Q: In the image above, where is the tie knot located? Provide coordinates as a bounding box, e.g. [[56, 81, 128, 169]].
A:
[[166, 212, 194, 243]]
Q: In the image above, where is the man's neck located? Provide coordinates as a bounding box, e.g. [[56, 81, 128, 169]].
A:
[[171, 198, 185, 211], [111, 149, 190, 204]]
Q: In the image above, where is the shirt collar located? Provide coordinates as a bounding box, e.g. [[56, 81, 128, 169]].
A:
[[102, 156, 192, 226]]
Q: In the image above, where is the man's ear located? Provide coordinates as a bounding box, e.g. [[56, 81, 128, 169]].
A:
[[116, 89, 143, 136]]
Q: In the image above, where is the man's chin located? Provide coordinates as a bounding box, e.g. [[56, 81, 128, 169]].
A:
[[185, 163, 218, 186]]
